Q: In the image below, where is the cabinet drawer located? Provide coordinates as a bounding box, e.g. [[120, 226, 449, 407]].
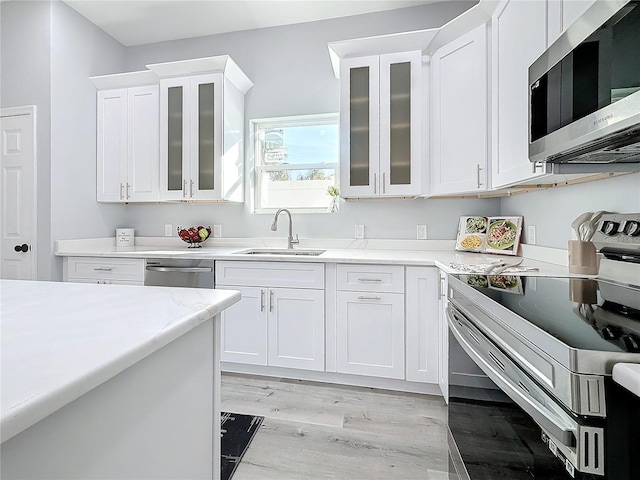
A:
[[65, 257, 145, 282], [215, 261, 324, 289], [337, 264, 404, 293]]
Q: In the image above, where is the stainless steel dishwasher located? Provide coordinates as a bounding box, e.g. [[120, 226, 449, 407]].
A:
[[145, 259, 214, 288]]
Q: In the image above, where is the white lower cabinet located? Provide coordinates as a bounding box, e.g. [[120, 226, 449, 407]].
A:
[[215, 261, 325, 372], [335, 264, 405, 379], [405, 266, 440, 384], [437, 270, 449, 401]]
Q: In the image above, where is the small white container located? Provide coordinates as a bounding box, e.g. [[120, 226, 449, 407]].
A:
[[116, 228, 135, 248]]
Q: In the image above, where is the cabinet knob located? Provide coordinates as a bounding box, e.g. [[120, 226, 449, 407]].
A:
[[14, 243, 29, 253]]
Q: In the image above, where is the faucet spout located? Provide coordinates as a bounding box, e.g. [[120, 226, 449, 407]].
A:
[[271, 208, 299, 249]]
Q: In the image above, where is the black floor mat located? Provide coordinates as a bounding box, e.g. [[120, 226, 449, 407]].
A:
[[221, 412, 264, 480]]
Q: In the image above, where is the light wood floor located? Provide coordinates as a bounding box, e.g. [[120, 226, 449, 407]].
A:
[[221, 373, 449, 480]]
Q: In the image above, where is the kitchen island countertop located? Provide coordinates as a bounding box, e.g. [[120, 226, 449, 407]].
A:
[[0, 279, 240, 444]]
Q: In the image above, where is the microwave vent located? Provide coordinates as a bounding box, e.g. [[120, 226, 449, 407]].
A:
[[548, 125, 640, 164]]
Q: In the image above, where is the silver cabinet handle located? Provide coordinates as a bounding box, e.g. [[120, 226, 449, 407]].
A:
[[439, 276, 446, 299], [357, 278, 382, 282], [382, 172, 386, 193], [260, 289, 265, 312], [119, 183, 124, 200], [126, 183, 131, 199], [183, 179, 187, 197], [373, 173, 377, 194], [190, 179, 194, 197], [269, 290, 274, 312], [93, 267, 113, 271], [357, 295, 381, 301], [476, 164, 483, 188]]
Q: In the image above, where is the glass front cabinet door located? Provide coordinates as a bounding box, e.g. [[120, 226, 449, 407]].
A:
[[339, 51, 422, 198], [159, 73, 224, 201]]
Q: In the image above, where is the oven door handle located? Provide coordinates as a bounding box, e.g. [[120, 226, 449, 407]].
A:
[[447, 306, 577, 447]]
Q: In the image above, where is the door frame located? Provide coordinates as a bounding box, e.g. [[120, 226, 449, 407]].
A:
[[1, 105, 38, 280]]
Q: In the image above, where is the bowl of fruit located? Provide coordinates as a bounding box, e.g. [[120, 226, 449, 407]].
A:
[[177, 225, 212, 248]]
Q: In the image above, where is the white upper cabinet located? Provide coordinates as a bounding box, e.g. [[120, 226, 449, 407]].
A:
[[148, 56, 252, 202], [429, 24, 488, 195], [547, 0, 598, 46], [490, 0, 549, 189], [93, 71, 160, 203], [338, 51, 423, 198]]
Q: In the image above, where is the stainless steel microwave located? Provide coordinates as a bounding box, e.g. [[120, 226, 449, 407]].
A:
[[528, 0, 640, 172]]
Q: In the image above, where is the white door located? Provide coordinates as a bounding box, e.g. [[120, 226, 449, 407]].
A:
[[267, 287, 325, 371], [336, 291, 405, 379], [189, 73, 223, 201], [159, 77, 190, 201], [339, 56, 380, 198], [0, 108, 36, 280], [128, 85, 160, 202], [379, 50, 422, 197], [218, 286, 268, 366], [96, 89, 127, 202]]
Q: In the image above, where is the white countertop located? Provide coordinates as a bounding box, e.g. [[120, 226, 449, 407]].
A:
[[612, 363, 640, 398], [54, 237, 573, 277], [0, 279, 240, 444]]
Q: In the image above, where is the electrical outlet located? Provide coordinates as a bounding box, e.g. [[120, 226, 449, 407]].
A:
[[417, 224, 427, 240], [527, 225, 537, 245], [164, 224, 173, 237], [213, 225, 222, 238], [355, 225, 365, 239]]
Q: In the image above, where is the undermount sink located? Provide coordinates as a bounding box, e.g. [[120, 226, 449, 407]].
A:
[[235, 248, 326, 256]]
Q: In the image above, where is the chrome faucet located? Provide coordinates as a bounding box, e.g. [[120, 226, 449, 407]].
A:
[[271, 208, 299, 249]]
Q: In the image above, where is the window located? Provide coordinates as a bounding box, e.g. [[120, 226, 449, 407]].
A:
[[253, 114, 339, 213]]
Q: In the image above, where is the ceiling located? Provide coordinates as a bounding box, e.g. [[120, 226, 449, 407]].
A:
[[63, 0, 437, 47]]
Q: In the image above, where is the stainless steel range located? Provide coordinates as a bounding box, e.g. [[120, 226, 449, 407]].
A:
[[447, 213, 640, 480]]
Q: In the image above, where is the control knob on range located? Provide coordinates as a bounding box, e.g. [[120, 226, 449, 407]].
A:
[[602, 326, 622, 340], [622, 220, 640, 237], [600, 221, 620, 236], [622, 335, 640, 353]]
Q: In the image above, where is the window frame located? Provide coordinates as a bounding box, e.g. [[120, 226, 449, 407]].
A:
[[251, 113, 339, 214]]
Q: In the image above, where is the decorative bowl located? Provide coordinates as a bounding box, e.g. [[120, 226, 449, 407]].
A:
[[177, 225, 212, 248]]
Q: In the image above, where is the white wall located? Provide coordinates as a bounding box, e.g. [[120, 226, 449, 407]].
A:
[[501, 172, 640, 249], [49, 2, 128, 280], [1, 1, 127, 280], [120, 1, 501, 242], [1, 0, 52, 280]]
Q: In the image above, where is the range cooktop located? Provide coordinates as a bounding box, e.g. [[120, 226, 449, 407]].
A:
[[452, 275, 640, 354]]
